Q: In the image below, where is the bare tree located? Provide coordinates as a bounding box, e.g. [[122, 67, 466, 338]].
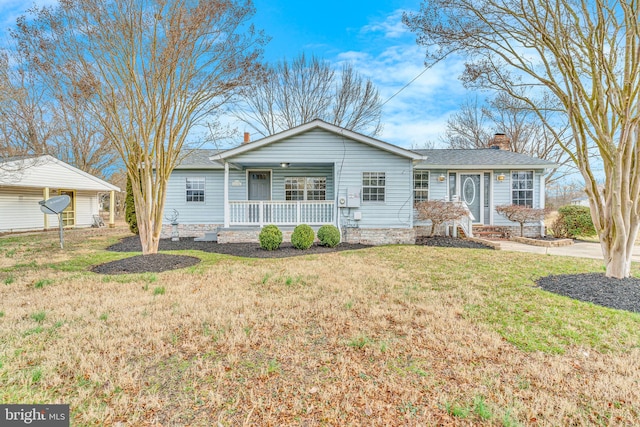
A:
[[0, 50, 56, 160], [415, 200, 469, 237], [444, 93, 573, 184], [234, 53, 383, 137], [14, 0, 265, 254], [405, 0, 640, 278], [0, 44, 118, 179]]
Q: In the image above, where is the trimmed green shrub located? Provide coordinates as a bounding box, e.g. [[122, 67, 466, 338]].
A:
[[125, 176, 139, 235], [551, 205, 596, 238], [291, 224, 315, 250], [259, 225, 283, 251], [317, 224, 340, 247]]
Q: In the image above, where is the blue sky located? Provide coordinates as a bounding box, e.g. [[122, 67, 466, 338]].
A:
[[251, 0, 469, 148], [0, 0, 471, 148]]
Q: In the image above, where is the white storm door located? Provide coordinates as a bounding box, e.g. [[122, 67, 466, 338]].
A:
[[460, 173, 482, 223]]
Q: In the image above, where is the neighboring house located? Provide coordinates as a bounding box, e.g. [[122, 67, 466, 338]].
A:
[[0, 155, 120, 233], [570, 196, 591, 207], [163, 120, 556, 244]]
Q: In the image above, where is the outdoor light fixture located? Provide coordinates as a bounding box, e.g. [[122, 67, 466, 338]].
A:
[[280, 162, 290, 168], [438, 174, 446, 182], [497, 173, 505, 181]]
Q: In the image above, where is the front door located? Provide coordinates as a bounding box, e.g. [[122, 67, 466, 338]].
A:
[[460, 174, 481, 223], [59, 190, 76, 227], [248, 171, 271, 200], [248, 171, 271, 223]]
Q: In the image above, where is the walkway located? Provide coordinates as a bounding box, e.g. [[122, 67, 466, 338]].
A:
[[497, 239, 640, 263]]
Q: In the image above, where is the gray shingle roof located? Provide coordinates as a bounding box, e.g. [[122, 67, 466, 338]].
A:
[[175, 149, 222, 168], [412, 148, 556, 169], [174, 147, 555, 170]]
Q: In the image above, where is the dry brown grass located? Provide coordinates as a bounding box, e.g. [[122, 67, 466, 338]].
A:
[[1, 228, 639, 426]]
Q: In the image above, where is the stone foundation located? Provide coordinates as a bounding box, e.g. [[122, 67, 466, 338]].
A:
[[512, 236, 573, 247], [506, 225, 546, 238], [342, 227, 415, 245], [217, 228, 309, 244], [216, 226, 416, 245], [160, 223, 222, 239]]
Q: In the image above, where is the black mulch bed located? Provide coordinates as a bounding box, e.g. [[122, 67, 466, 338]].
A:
[[537, 273, 640, 313], [106, 236, 371, 258], [91, 253, 201, 275], [416, 235, 495, 250]]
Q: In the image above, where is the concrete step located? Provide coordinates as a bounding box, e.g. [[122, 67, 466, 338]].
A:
[[194, 232, 218, 242]]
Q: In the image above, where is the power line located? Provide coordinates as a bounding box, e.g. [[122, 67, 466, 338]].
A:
[[380, 65, 432, 107]]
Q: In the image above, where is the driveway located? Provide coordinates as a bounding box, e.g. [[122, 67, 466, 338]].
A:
[[498, 239, 640, 263]]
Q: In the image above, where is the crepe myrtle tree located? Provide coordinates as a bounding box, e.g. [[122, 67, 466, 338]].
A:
[[404, 0, 640, 278], [495, 205, 548, 238], [415, 200, 469, 237], [14, 0, 265, 254]]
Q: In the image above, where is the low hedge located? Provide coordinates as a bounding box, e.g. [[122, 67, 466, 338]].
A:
[[317, 224, 340, 247], [259, 225, 283, 250], [291, 224, 315, 250]]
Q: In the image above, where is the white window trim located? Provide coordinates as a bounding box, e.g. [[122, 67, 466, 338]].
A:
[[413, 170, 429, 202], [284, 176, 327, 201], [510, 170, 535, 207], [185, 177, 206, 203], [362, 171, 386, 203]]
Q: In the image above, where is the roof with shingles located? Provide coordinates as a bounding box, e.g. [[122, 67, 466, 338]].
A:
[[175, 149, 223, 169], [412, 148, 556, 169], [175, 143, 556, 170]]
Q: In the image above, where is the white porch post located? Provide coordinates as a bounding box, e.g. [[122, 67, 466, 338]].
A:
[[224, 161, 230, 228], [109, 190, 115, 228], [540, 172, 546, 235], [43, 187, 49, 229]]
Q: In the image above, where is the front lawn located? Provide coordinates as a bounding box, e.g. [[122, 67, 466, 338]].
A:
[[1, 228, 639, 425]]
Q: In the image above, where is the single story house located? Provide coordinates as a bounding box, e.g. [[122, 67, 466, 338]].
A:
[[163, 119, 555, 244], [0, 155, 120, 233]]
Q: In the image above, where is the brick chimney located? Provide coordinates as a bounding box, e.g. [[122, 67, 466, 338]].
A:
[[243, 132, 251, 144], [489, 133, 510, 150]]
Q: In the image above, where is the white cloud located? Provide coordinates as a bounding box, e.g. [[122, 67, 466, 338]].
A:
[[360, 10, 411, 39], [334, 11, 471, 148]]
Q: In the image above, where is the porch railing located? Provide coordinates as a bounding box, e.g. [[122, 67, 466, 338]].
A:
[[453, 201, 474, 238], [229, 201, 335, 226]]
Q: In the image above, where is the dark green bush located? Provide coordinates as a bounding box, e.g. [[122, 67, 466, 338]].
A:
[[259, 225, 283, 250], [125, 176, 139, 235], [317, 224, 340, 247], [551, 205, 596, 238], [291, 224, 315, 250]]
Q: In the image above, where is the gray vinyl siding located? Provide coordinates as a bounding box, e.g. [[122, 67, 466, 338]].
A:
[[230, 128, 414, 229], [413, 169, 447, 226], [426, 170, 448, 201], [164, 170, 224, 224], [493, 169, 545, 226]]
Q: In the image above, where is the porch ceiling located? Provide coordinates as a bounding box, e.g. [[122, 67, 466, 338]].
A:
[[233, 162, 334, 169]]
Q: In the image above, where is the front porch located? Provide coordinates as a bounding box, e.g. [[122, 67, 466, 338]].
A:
[[228, 200, 335, 226]]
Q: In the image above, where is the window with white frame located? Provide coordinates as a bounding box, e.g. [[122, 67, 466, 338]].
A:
[[511, 171, 534, 207], [362, 172, 385, 202], [186, 177, 205, 202], [414, 170, 429, 202], [285, 177, 326, 201]]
